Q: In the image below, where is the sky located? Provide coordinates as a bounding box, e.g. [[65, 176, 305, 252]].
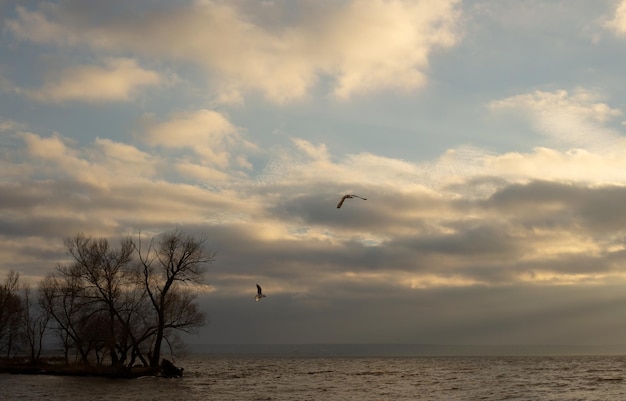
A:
[[3, 0, 626, 348]]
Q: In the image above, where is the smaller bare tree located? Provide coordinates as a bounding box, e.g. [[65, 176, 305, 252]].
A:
[[39, 272, 93, 365], [22, 285, 50, 363], [0, 271, 24, 357]]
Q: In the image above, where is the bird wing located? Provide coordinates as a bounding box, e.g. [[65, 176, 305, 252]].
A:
[[256, 284, 262, 295], [337, 195, 350, 208]]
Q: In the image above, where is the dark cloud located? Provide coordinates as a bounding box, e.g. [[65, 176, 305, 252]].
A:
[[193, 283, 626, 345], [485, 180, 626, 232], [266, 185, 450, 238]]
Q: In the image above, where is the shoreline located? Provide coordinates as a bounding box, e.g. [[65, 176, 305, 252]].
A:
[[0, 358, 179, 379]]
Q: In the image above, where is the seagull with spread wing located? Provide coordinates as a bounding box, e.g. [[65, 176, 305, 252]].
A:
[[336, 194, 367, 208], [255, 284, 266, 301]]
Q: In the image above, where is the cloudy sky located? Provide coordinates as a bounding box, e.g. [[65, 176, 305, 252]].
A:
[[3, 0, 626, 348]]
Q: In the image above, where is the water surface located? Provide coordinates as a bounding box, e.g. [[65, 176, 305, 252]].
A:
[[2, 355, 625, 400]]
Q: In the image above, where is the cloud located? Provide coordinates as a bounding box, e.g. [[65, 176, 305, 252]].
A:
[[489, 88, 624, 151], [19, 58, 162, 103], [484, 180, 626, 234], [605, 0, 626, 36], [8, 122, 626, 290], [19, 132, 158, 189], [5, 120, 626, 344], [269, 137, 626, 205], [6, 0, 461, 103], [0, 118, 23, 132], [4, 77, 626, 303], [174, 161, 232, 184], [292, 138, 331, 162], [142, 109, 257, 173], [312, 0, 461, 99], [94, 137, 158, 176], [21, 131, 73, 159], [143, 109, 237, 149]]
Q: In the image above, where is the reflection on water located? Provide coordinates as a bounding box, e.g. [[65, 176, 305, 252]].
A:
[[2, 355, 626, 401]]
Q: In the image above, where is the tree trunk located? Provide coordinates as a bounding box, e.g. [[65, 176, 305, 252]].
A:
[[150, 310, 165, 367]]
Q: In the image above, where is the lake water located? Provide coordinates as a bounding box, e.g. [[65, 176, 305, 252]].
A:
[[2, 354, 626, 400]]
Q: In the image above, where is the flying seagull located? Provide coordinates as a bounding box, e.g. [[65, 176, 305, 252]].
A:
[[336, 194, 367, 208], [255, 284, 266, 301]]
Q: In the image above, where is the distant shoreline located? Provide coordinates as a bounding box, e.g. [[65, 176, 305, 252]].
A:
[[5, 344, 626, 378], [185, 343, 626, 357]]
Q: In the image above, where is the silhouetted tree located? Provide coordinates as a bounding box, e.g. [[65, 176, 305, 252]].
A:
[[22, 285, 50, 363], [133, 229, 214, 367], [113, 281, 152, 368], [39, 272, 94, 364], [0, 270, 24, 357], [63, 234, 134, 366], [36, 229, 212, 369]]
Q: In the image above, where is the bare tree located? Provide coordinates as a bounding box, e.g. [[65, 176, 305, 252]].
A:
[[113, 282, 152, 368], [133, 229, 214, 367], [38, 234, 145, 367], [0, 270, 24, 357], [35, 229, 212, 370], [39, 272, 94, 364], [63, 233, 134, 366], [22, 285, 50, 363]]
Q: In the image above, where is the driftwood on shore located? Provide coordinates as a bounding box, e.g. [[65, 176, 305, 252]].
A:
[[0, 358, 183, 379]]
